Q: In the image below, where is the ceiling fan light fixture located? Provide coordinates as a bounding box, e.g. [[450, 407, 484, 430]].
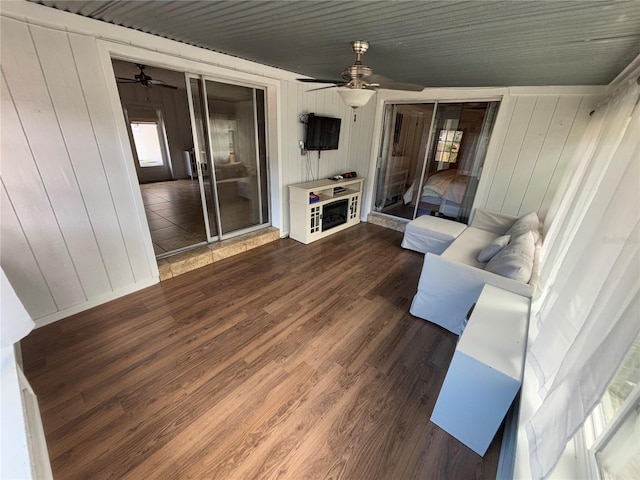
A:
[[337, 87, 376, 109]]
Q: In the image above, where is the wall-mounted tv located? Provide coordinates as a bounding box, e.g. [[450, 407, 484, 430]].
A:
[[305, 114, 341, 151]]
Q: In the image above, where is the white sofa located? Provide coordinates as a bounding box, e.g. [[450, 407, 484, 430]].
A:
[[409, 209, 540, 335]]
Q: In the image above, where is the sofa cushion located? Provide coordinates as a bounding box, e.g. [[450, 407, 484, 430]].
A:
[[470, 209, 519, 235], [506, 212, 540, 242], [485, 231, 536, 283], [477, 234, 511, 262], [442, 227, 500, 269]]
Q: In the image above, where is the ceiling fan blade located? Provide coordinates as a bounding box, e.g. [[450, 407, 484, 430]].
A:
[[149, 79, 178, 89], [297, 78, 343, 84], [116, 77, 137, 83], [306, 85, 342, 92], [154, 83, 178, 90], [363, 74, 424, 91]]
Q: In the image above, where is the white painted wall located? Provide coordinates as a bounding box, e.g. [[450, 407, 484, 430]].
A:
[[1, 16, 157, 326], [475, 91, 603, 219]]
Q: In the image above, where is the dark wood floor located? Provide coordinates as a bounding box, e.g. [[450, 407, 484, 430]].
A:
[[22, 223, 502, 480]]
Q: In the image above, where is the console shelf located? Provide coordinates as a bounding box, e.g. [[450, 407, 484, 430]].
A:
[[289, 177, 364, 244]]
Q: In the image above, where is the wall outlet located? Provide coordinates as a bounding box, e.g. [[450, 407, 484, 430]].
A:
[[299, 140, 306, 155]]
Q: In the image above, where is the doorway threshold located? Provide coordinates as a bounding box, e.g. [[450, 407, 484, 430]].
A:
[[367, 212, 410, 233], [157, 227, 280, 280]]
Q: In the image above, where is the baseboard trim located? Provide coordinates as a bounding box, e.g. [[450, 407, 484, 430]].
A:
[[34, 277, 159, 328]]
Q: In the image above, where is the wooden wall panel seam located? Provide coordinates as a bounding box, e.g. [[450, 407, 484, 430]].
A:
[[0, 66, 86, 310], [28, 24, 115, 294], [0, 180, 58, 318], [513, 96, 561, 216], [520, 96, 582, 216], [482, 95, 519, 212], [66, 34, 138, 288], [68, 34, 152, 283], [499, 96, 539, 212]]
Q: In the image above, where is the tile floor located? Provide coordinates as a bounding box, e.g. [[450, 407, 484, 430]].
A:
[[140, 179, 280, 279], [141, 179, 207, 255]]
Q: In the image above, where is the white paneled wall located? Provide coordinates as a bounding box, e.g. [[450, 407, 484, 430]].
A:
[[1, 16, 155, 324], [477, 93, 602, 219]]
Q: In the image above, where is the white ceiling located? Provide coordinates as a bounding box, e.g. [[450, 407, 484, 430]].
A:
[[33, 0, 640, 87]]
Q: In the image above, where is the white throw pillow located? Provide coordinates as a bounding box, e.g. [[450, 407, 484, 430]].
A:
[[506, 212, 540, 242], [477, 235, 511, 263], [485, 231, 536, 283]]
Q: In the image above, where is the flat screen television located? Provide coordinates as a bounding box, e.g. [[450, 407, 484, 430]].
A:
[[305, 114, 341, 151]]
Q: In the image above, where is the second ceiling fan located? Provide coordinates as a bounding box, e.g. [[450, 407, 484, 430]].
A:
[[116, 64, 178, 90]]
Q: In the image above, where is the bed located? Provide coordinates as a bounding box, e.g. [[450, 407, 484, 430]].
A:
[[403, 169, 469, 218]]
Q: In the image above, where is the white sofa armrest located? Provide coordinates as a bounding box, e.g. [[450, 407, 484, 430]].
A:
[[469, 209, 519, 235], [410, 253, 534, 335]]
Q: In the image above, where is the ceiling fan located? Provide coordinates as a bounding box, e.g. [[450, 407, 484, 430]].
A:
[[116, 64, 177, 90], [298, 41, 423, 108]]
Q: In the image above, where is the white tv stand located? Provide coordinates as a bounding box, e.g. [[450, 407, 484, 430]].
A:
[[289, 177, 364, 244]]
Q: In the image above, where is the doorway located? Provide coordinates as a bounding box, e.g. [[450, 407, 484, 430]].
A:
[[112, 60, 270, 258], [374, 101, 499, 224]]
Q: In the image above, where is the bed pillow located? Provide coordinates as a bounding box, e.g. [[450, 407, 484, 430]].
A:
[[485, 231, 536, 283], [506, 212, 540, 242], [477, 235, 511, 262]]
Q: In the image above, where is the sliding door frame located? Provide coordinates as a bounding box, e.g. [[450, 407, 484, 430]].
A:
[[185, 74, 220, 242], [373, 98, 503, 223], [186, 73, 271, 242]]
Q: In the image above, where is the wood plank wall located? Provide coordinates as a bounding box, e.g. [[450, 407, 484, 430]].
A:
[[475, 93, 602, 219], [1, 17, 155, 323]]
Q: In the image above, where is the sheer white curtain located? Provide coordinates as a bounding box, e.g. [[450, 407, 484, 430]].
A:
[[523, 81, 640, 479]]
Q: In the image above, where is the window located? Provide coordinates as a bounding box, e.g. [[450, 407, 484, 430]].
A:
[[435, 129, 463, 163], [585, 335, 640, 479], [130, 122, 165, 167]]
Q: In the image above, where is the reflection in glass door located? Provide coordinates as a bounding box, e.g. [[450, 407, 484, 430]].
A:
[[187, 76, 270, 241], [375, 101, 499, 224]]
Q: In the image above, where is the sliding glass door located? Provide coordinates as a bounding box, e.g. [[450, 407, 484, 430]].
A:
[[187, 76, 269, 241], [375, 101, 499, 224]]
